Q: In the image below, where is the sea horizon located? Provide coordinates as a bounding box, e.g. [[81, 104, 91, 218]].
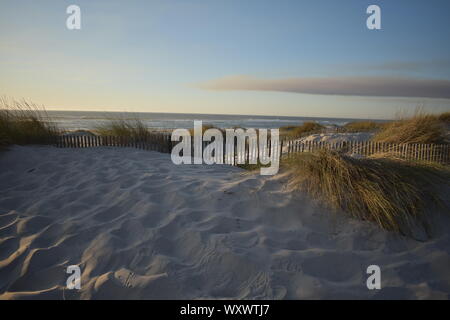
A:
[[46, 110, 389, 131]]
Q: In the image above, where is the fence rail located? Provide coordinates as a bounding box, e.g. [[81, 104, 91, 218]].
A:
[[56, 134, 172, 153], [55, 135, 450, 165], [282, 140, 450, 164]]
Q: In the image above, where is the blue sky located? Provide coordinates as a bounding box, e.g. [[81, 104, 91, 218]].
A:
[[1, 0, 450, 119]]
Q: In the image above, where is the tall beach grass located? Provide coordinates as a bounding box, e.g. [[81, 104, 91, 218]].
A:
[[285, 150, 449, 238], [373, 111, 447, 144], [342, 121, 385, 133], [94, 118, 152, 140], [280, 121, 324, 138], [438, 112, 450, 123], [0, 98, 59, 148]]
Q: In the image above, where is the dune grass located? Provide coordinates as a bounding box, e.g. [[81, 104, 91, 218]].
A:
[[94, 118, 151, 140], [342, 121, 385, 133], [285, 149, 448, 238], [438, 112, 450, 123], [0, 98, 59, 148], [280, 121, 324, 138], [373, 112, 447, 144]]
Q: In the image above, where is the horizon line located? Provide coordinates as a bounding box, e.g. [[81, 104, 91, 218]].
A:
[[43, 107, 392, 121]]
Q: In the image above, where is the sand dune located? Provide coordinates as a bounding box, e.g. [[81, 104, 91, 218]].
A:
[[296, 132, 374, 143], [0, 146, 449, 299]]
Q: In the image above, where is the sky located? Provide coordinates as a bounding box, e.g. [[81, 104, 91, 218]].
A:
[[1, 0, 450, 119]]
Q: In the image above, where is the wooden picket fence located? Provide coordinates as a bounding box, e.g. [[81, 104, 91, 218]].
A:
[[56, 134, 172, 153], [282, 140, 450, 164], [55, 134, 450, 165]]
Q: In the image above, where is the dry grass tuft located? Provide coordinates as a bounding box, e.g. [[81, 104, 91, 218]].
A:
[[0, 97, 59, 147], [373, 112, 447, 144], [280, 121, 324, 138], [94, 118, 151, 140], [285, 149, 449, 238], [342, 121, 385, 132], [438, 112, 450, 123]]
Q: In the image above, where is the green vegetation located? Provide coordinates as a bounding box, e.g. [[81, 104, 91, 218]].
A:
[[342, 121, 385, 132], [373, 112, 447, 144], [0, 98, 59, 148], [284, 150, 449, 238], [280, 121, 324, 138], [438, 112, 450, 123], [94, 118, 151, 140]]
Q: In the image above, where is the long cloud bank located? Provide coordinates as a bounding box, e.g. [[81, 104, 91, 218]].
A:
[[197, 75, 450, 99]]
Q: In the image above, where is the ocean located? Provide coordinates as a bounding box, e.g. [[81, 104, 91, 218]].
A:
[[46, 111, 385, 131]]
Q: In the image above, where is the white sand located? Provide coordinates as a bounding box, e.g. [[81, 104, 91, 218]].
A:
[[0, 146, 449, 299], [296, 132, 375, 144]]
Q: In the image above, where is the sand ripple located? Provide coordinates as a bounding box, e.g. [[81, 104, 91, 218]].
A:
[[0, 146, 449, 299]]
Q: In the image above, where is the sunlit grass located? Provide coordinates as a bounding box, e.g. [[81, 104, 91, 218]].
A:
[[284, 149, 449, 238], [373, 111, 447, 144], [342, 121, 385, 132], [94, 118, 151, 140], [0, 97, 59, 148], [280, 121, 324, 138]]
